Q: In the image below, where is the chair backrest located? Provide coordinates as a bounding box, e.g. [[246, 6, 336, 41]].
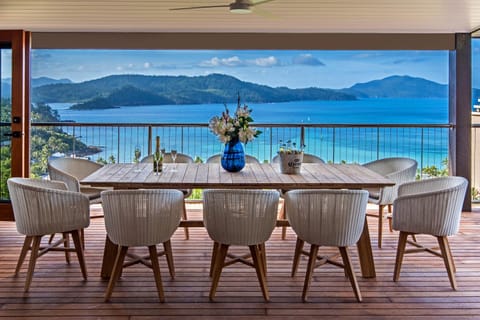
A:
[[362, 157, 418, 205], [203, 189, 279, 246], [48, 157, 103, 192], [272, 153, 325, 164], [206, 154, 260, 164], [7, 178, 90, 236], [285, 189, 369, 247], [392, 176, 468, 236], [101, 189, 184, 247], [141, 153, 193, 164]]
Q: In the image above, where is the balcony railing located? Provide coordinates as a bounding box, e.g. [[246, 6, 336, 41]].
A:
[[32, 122, 452, 175]]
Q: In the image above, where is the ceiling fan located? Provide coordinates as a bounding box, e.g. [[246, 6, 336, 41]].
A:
[[170, 0, 276, 14]]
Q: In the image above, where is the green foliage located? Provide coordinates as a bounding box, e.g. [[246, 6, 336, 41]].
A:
[[418, 158, 448, 179]]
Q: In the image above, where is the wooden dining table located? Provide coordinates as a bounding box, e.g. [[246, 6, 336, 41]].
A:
[[82, 162, 394, 279]]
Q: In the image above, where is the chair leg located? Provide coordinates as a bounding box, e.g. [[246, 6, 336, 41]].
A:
[[105, 245, 128, 302], [149, 245, 165, 302], [163, 240, 175, 279], [249, 244, 270, 301], [291, 237, 304, 277], [302, 244, 319, 302], [15, 236, 33, 276], [393, 231, 409, 282], [258, 243, 267, 277], [339, 247, 362, 302], [209, 241, 220, 277], [182, 201, 189, 240], [281, 202, 287, 240], [437, 236, 457, 290], [378, 205, 385, 248], [209, 243, 229, 301], [71, 230, 88, 280], [444, 236, 456, 273], [24, 236, 42, 292], [48, 233, 55, 244], [62, 232, 71, 264]]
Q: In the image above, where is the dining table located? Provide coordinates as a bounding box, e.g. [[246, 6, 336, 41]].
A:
[[82, 162, 395, 279]]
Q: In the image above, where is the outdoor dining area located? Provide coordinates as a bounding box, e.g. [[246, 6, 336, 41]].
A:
[[0, 154, 479, 318]]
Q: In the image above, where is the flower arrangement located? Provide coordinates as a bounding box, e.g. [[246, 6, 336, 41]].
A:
[[278, 139, 305, 154], [209, 94, 262, 144]]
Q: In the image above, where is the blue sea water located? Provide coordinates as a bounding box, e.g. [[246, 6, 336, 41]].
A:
[[47, 98, 449, 168], [50, 98, 448, 124]]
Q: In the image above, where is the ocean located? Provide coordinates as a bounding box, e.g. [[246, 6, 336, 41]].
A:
[[50, 98, 448, 124], [47, 98, 449, 168]]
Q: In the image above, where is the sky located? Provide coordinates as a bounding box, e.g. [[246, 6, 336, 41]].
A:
[[27, 48, 454, 89]]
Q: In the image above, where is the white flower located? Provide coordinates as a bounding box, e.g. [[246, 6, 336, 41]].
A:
[[208, 95, 261, 144]]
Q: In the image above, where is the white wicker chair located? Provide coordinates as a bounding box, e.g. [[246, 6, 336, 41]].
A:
[[206, 154, 261, 164], [273, 153, 325, 240], [392, 176, 468, 290], [101, 189, 184, 302], [362, 157, 418, 248], [141, 153, 194, 240], [7, 178, 90, 292], [285, 189, 369, 302], [48, 157, 105, 204], [203, 189, 280, 301]]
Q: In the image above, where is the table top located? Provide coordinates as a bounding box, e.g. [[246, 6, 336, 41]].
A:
[[82, 162, 395, 190]]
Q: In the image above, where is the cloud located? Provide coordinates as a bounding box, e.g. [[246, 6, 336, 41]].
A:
[[144, 62, 152, 68], [199, 55, 279, 67], [292, 54, 325, 66], [392, 57, 428, 64]]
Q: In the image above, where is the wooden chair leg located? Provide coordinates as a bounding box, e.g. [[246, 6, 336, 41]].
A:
[[437, 236, 457, 290], [149, 245, 165, 302], [393, 231, 409, 282], [48, 233, 55, 244], [249, 244, 270, 301], [291, 237, 304, 277], [209, 241, 219, 277], [24, 236, 42, 292], [182, 201, 189, 240], [339, 247, 362, 302], [209, 243, 229, 301], [163, 240, 175, 278], [281, 202, 287, 240], [15, 236, 33, 276], [444, 236, 456, 273], [302, 244, 319, 302], [80, 228, 85, 250], [105, 245, 128, 302], [62, 232, 71, 264], [71, 230, 88, 280], [378, 205, 384, 248], [258, 243, 267, 277]]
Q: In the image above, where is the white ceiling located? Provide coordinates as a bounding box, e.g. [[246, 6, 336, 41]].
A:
[[0, 0, 480, 34]]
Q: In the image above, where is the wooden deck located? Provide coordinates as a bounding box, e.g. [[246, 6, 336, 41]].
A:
[[1, 204, 480, 319]]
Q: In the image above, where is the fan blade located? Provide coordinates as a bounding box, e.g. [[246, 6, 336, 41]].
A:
[[170, 4, 229, 11], [251, 0, 276, 6]]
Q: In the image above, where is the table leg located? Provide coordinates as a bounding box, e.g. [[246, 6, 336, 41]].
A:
[[101, 235, 118, 279], [356, 216, 376, 278]]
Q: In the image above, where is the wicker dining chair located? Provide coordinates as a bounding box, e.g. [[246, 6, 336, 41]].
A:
[[101, 189, 184, 302], [362, 157, 417, 248], [48, 157, 105, 204], [392, 176, 468, 290], [285, 189, 369, 302], [203, 189, 280, 301], [141, 153, 194, 240], [272, 153, 325, 240], [7, 178, 90, 292]]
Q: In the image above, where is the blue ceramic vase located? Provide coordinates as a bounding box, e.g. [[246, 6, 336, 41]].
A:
[[221, 138, 245, 172]]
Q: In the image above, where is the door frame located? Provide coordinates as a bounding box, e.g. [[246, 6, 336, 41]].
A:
[[0, 30, 30, 221]]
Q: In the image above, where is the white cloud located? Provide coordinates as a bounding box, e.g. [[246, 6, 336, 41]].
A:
[[199, 55, 279, 68], [144, 62, 152, 68]]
